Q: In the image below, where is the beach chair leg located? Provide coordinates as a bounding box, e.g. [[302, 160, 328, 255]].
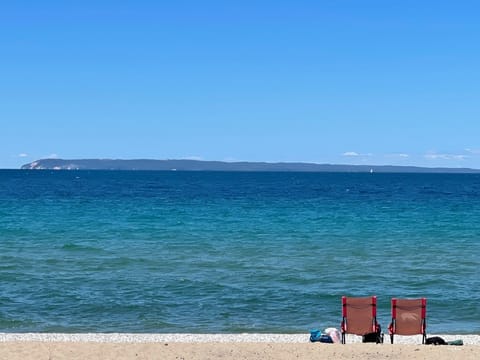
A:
[[376, 333, 384, 344]]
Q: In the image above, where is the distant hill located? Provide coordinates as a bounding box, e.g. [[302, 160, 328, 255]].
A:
[[20, 158, 480, 173]]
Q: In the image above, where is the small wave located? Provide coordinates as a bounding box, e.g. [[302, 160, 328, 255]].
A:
[[0, 317, 38, 331], [61, 243, 103, 253]]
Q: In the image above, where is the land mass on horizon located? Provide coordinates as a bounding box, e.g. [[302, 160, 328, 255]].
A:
[[20, 158, 480, 173]]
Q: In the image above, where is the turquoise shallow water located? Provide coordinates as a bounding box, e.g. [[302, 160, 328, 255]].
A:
[[0, 170, 479, 333]]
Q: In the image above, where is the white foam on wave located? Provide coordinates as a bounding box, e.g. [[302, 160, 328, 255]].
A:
[[0, 333, 478, 345]]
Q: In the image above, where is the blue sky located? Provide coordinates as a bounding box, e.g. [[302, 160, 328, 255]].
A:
[[2, 1, 480, 169]]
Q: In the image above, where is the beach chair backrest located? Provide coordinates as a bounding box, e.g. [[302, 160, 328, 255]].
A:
[[391, 298, 426, 335], [342, 296, 377, 335]]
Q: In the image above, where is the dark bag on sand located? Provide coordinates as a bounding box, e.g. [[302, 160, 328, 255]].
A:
[[425, 336, 447, 345], [362, 324, 383, 343], [310, 330, 321, 342], [362, 332, 379, 343], [319, 335, 334, 343], [310, 330, 333, 343], [362, 332, 384, 343]]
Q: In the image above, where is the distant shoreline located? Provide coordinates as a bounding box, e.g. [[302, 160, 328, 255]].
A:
[[19, 159, 480, 173]]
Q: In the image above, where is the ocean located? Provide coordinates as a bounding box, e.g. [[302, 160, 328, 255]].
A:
[[0, 170, 479, 334]]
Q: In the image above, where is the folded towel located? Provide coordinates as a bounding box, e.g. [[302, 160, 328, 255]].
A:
[[447, 339, 463, 346]]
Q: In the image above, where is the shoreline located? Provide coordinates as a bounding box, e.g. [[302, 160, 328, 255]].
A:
[[1, 333, 478, 344]]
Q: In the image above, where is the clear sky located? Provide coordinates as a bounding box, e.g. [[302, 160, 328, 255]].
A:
[[2, 1, 480, 169]]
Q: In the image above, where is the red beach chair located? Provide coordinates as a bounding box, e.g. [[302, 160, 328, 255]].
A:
[[388, 298, 427, 344], [341, 296, 382, 344]]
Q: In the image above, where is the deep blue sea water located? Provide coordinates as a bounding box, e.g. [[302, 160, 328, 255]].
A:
[[0, 170, 479, 334]]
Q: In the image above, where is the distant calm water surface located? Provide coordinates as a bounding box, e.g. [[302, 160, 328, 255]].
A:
[[0, 170, 479, 333]]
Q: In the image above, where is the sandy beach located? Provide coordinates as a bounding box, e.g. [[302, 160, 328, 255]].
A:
[[1, 334, 478, 359]]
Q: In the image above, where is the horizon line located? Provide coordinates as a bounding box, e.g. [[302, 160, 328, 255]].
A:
[[11, 158, 480, 172]]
